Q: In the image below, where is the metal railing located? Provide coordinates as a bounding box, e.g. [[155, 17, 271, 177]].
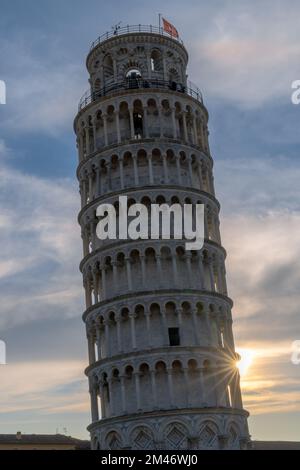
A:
[[78, 78, 203, 111], [90, 24, 184, 51]]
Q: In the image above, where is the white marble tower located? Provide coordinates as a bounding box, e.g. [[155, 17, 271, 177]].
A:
[[74, 24, 250, 450]]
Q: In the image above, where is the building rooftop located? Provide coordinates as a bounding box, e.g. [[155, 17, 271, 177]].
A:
[[0, 432, 90, 449], [252, 440, 300, 450]]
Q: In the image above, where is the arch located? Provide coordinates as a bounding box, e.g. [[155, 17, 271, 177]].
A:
[[163, 421, 189, 450], [124, 364, 134, 378], [187, 358, 198, 371], [226, 422, 240, 448], [126, 68, 142, 79], [139, 362, 150, 374], [92, 435, 100, 450], [198, 421, 219, 449], [130, 425, 155, 450], [105, 430, 122, 450], [168, 67, 180, 83], [151, 49, 163, 73], [155, 360, 167, 372], [172, 359, 183, 371], [103, 54, 114, 82], [94, 78, 101, 92]]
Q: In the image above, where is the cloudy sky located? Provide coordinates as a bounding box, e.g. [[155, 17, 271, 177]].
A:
[[0, 0, 300, 441]]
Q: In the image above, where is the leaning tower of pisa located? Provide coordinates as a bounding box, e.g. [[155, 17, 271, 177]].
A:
[[74, 24, 250, 450]]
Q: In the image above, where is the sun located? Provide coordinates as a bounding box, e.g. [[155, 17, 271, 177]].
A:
[[236, 348, 255, 377]]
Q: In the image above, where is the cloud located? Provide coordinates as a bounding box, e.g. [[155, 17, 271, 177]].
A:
[[0, 35, 86, 135], [0, 360, 89, 415], [0, 142, 83, 329], [187, 2, 300, 108], [214, 153, 300, 419], [219, 158, 300, 344]]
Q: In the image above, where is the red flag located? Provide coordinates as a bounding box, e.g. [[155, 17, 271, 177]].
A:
[[162, 18, 179, 38]]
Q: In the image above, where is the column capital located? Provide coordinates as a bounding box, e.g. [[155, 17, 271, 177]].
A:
[[129, 312, 137, 320]]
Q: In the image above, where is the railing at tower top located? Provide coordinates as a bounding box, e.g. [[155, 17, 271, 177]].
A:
[[78, 78, 203, 111], [90, 24, 185, 51]]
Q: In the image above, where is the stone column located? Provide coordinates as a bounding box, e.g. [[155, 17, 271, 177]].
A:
[[103, 114, 108, 146], [185, 253, 193, 286], [132, 154, 139, 186], [208, 258, 216, 292], [115, 110, 121, 143], [95, 165, 101, 197], [221, 264, 228, 295], [175, 155, 182, 185], [217, 263, 223, 294], [198, 368, 204, 405], [120, 375, 127, 414], [99, 381, 106, 418], [193, 115, 198, 145], [85, 125, 90, 156], [116, 313, 123, 353], [191, 308, 200, 345], [92, 268, 99, 303], [183, 368, 190, 407], [104, 319, 110, 357], [113, 58, 117, 81], [92, 116, 97, 151], [198, 253, 204, 290], [147, 153, 154, 184], [112, 261, 118, 292], [231, 371, 243, 409], [106, 161, 112, 191], [156, 106, 162, 138], [119, 157, 124, 189], [171, 107, 177, 138], [156, 254, 163, 287], [90, 220, 97, 249], [95, 322, 102, 360], [145, 311, 152, 348], [140, 255, 146, 286], [182, 111, 188, 142], [134, 372, 142, 410], [89, 379, 99, 422], [129, 107, 135, 139], [162, 153, 169, 183], [108, 377, 115, 416], [84, 277, 92, 308], [161, 309, 169, 346], [125, 257, 133, 291], [78, 133, 84, 160], [167, 368, 174, 407], [200, 121, 205, 150], [197, 160, 203, 190], [150, 369, 158, 409], [101, 265, 107, 299], [172, 251, 178, 286], [187, 156, 193, 186], [176, 308, 183, 329], [143, 105, 149, 138], [82, 229, 89, 257], [88, 170, 93, 201], [203, 304, 212, 345], [87, 330, 96, 364], [129, 313, 137, 350], [204, 208, 209, 239]]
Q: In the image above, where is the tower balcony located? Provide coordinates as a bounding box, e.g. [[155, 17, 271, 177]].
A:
[[78, 77, 203, 112], [89, 24, 185, 51]]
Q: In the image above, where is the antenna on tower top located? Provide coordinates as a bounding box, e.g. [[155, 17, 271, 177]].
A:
[[112, 21, 122, 36]]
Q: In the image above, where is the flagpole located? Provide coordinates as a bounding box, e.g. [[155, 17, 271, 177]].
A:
[[158, 13, 162, 33]]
